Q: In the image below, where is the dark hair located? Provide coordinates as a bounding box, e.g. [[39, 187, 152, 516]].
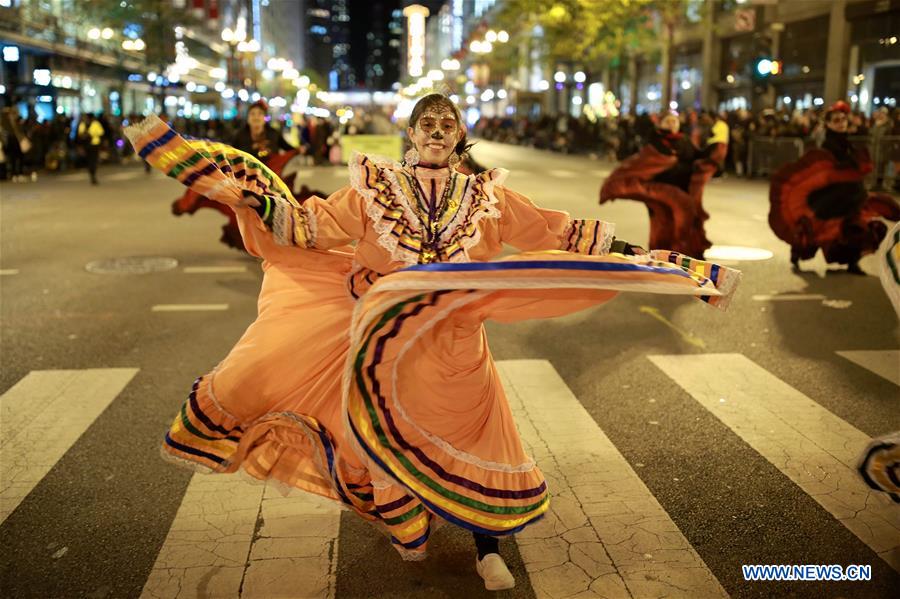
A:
[[248, 99, 268, 115], [409, 93, 474, 156]]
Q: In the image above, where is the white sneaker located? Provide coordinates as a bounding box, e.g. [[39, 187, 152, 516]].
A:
[[475, 553, 515, 591]]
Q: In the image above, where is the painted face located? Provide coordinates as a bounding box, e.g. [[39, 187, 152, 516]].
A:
[[407, 108, 464, 165], [827, 111, 849, 133], [248, 107, 266, 131], [659, 114, 680, 133]]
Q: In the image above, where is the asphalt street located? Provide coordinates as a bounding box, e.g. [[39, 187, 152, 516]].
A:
[[1, 140, 898, 599]]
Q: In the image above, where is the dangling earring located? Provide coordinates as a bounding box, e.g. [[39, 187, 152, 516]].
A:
[[448, 151, 461, 170], [404, 148, 420, 167]]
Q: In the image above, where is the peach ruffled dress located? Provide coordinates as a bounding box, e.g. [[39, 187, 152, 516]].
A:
[[126, 116, 739, 559]]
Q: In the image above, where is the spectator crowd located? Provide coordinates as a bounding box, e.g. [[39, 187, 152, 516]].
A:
[[472, 105, 900, 191], [0, 108, 343, 183], [2, 103, 898, 193]]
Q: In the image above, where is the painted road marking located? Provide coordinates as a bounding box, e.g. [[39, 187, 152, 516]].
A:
[[547, 169, 576, 178], [648, 353, 900, 571], [500, 360, 726, 598], [836, 350, 900, 387], [151, 304, 229, 312], [0, 369, 138, 524], [182, 266, 248, 274], [140, 476, 340, 599], [0, 269, 19, 275], [751, 293, 826, 301], [705, 246, 773, 262], [104, 171, 144, 181], [639, 306, 706, 349]]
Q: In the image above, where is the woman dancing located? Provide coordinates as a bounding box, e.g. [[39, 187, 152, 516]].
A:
[[599, 111, 716, 258], [126, 94, 738, 591], [769, 102, 899, 274]]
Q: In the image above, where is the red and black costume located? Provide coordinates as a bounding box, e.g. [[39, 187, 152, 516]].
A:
[[600, 128, 715, 258], [768, 128, 899, 269]]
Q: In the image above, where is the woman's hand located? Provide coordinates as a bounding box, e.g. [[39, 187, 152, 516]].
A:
[[610, 238, 647, 256]]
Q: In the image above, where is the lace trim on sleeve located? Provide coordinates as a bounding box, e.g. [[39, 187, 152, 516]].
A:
[[563, 219, 616, 255], [271, 196, 315, 247]]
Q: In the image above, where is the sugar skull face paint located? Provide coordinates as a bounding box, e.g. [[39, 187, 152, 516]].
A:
[[406, 97, 467, 166]]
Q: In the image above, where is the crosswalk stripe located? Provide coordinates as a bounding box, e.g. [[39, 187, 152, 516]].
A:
[[104, 171, 142, 181], [499, 360, 727, 598], [547, 169, 576, 178], [140, 475, 340, 599], [648, 353, 900, 571], [836, 350, 900, 386], [0, 269, 19, 275], [151, 304, 229, 312], [182, 266, 248, 274], [0, 368, 139, 524]]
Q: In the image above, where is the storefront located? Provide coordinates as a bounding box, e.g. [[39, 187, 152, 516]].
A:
[[670, 43, 703, 111], [717, 32, 756, 110], [772, 15, 828, 110], [846, 0, 900, 113]]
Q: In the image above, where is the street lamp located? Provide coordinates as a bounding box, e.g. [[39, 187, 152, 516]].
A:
[[237, 39, 259, 53], [403, 4, 429, 78], [122, 38, 145, 51], [221, 25, 259, 103]]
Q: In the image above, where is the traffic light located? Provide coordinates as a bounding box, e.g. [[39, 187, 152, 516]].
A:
[[753, 57, 782, 80]]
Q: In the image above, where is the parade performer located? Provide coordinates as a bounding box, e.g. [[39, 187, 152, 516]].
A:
[[126, 94, 739, 591], [232, 99, 295, 159], [858, 432, 900, 504], [769, 102, 900, 274], [599, 111, 715, 258], [171, 100, 318, 252], [856, 222, 900, 504]]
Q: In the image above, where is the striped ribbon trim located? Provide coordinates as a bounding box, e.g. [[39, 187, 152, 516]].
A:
[[564, 219, 616, 255], [125, 115, 313, 246]]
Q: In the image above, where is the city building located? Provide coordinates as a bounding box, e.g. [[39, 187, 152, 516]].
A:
[[634, 0, 899, 114], [354, 2, 402, 91], [413, 0, 897, 118], [301, 0, 352, 91], [0, 0, 311, 121]]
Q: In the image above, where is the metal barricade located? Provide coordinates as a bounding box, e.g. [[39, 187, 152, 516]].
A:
[[851, 135, 900, 189], [747, 137, 806, 178]]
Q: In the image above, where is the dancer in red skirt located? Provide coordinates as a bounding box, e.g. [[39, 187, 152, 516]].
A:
[[600, 111, 716, 258], [769, 101, 899, 274]]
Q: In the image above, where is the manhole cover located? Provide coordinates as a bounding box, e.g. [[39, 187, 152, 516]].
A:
[[85, 256, 178, 274]]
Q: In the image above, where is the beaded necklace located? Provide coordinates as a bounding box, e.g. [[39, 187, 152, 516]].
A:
[[408, 167, 455, 264]]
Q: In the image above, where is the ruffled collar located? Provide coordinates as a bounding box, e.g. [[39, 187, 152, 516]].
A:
[[348, 152, 506, 265]]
